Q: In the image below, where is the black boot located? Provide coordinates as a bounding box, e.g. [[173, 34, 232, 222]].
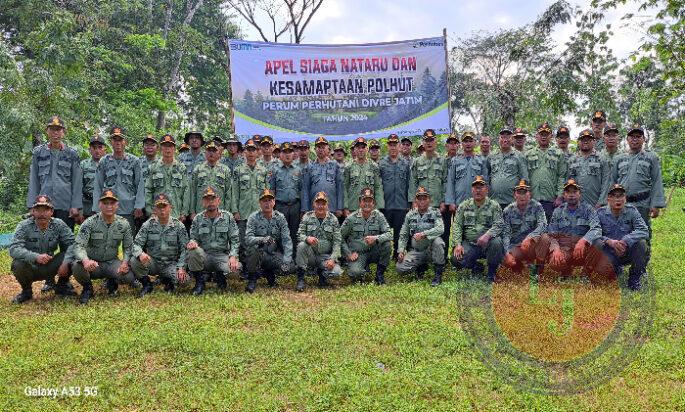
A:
[[375, 265, 387, 285], [192, 272, 206, 296], [296, 269, 306, 292], [161, 277, 175, 293], [105, 278, 119, 295], [416, 264, 427, 280], [41, 277, 55, 293], [431, 265, 444, 287], [318, 272, 330, 288], [12, 288, 33, 304], [138, 276, 154, 297], [54, 278, 77, 296], [245, 273, 257, 293], [215, 272, 227, 291], [487, 265, 498, 282], [266, 272, 278, 287], [79, 283, 94, 305]]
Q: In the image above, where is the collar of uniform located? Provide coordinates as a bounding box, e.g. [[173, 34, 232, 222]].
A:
[[202, 210, 225, 220], [150, 214, 176, 227], [47, 142, 66, 151]]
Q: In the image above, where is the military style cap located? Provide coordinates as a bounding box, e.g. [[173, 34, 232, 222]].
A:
[[259, 188, 275, 200], [628, 123, 645, 136], [471, 175, 488, 187], [417, 143, 425, 152], [578, 128, 595, 140], [244, 139, 257, 149], [446, 133, 458, 143], [369, 139, 380, 148], [415, 186, 430, 197], [608, 183, 626, 196], [202, 186, 218, 198], [604, 122, 619, 133], [359, 187, 375, 200], [225, 135, 240, 144], [110, 126, 125, 139], [388, 134, 400, 143], [89, 135, 107, 146], [422, 129, 436, 140], [400, 137, 413, 144], [32, 194, 54, 209], [556, 126, 570, 137], [160, 134, 176, 146], [272, 143, 281, 152], [281, 142, 294, 152], [499, 126, 513, 135], [143, 134, 157, 144], [204, 141, 219, 151], [592, 110, 607, 121], [513, 127, 526, 137], [353, 137, 367, 147], [514, 179, 531, 191], [178, 143, 190, 152], [297, 139, 310, 148], [261, 135, 273, 145], [314, 191, 329, 203], [252, 134, 262, 143], [563, 178, 581, 190], [154, 193, 171, 206], [212, 136, 225, 146], [100, 189, 118, 201], [184, 129, 204, 144], [537, 122, 552, 134], [461, 131, 475, 141], [315, 136, 329, 146], [46, 116, 65, 129], [333, 143, 346, 152]]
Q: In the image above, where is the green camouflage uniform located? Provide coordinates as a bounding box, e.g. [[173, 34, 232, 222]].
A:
[[9, 217, 74, 290], [395, 207, 445, 274], [231, 162, 270, 248], [80, 158, 99, 216], [524, 146, 567, 202], [187, 210, 240, 274], [244, 210, 295, 280], [131, 216, 189, 282], [568, 152, 611, 206], [296, 211, 343, 277], [486, 151, 528, 207], [145, 159, 190, 219], [190, 161, 233, 215], [408, 154, 447, 208], [340, 209, 392, 279], [344, 161, 384, 211]]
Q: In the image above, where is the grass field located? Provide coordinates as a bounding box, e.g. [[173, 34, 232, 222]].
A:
[[1, 191, 684, 411]]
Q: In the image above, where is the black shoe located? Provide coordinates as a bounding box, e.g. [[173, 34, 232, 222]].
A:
[[296, 270, 306, 292], [416, 264, 427, 280], [138, 276, 154, 298], [215, 273, 227, 291], [318, 274, 330, 288], [431, 265, 444, 287], [162, 278, 175, 293], [41, 277, 56, 293], [246, 275, 257, 293], [192, 272, 206, 296], [54, 279, 77, 296], [375, 265, 387, 285], [79, 285, 94, 305], [266, 273, 278, 287], [105, 278, 119, 296], [12, 289, 33, 304]]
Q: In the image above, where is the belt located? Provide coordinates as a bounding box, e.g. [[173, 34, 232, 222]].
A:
[[276, 200, 300, 206], [626, 191, 650, 202]]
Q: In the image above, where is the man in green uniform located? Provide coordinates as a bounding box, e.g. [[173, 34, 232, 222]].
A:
[[451, 176, 504, 282], [190, 141, 232, 219], [145, 134, 190, 222], [545, 179, 602, 278], [295, 191, 343, 291], [79, 135, 107, 220], [179, 130, 205, 176], [400, 137, 413, 163], [396, 187, 446, 286], [231, 139, 270, 252], [137, 133, 158, 232], [513, 127, 527, 152], [28, 116, 83, 231], [270, 141, 302, 246], [499, 180, 549, 275], [601, 123, 621, 170], [568, 129, 611, 207], [611, 124, 666, 242], [259, 136, 279, 171], [244, 189, 295, 293], [479, 134, 492, 157], [369, 139, 381, 163], [9, 195, 75, 303], [296, 139, 311, 169], [333, 143, 347, 169], [186, 186, 241, 295], [487, 127, 529, 210], [446, 133, 460, 160], [93, 126, 146, 236], [409, 129, 447, 210], [344, 137, 384, 215], [524, 122, 567, 221], [340, 188, 392, 285], [379, 134, 411, 258], [131, 194, 190, 295], [591, 110, 607, 153], [555, 126, 573, 163], [222, 135, 244, 172], [71, 189, 136, 304]]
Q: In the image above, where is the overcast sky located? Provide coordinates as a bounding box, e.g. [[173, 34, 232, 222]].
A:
[[235, 0, 655, 59]]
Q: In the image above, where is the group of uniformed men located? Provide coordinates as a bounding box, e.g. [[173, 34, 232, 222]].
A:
[[9, 110, 664, 304]]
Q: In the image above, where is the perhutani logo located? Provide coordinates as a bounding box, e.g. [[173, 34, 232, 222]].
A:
[[413, 41, 443, 48], [230, 43, 261, 51], [458, 237, 655, 395]]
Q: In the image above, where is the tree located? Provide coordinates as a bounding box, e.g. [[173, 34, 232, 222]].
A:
[[226, 0, 324, 43]]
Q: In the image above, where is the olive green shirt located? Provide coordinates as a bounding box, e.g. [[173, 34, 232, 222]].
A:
[[80, 158, 99, 215], [409, 154, 447, 208], [524, 146, 567, 201], [133, 216, 189, 270], [611, 150, 666, 209], [567, 152, 611, 206], [340, 209, 392, 256], [145, 159, 190, 218], [452, 197, 503, 247], [72, 213, 134, 262], [397, 207, 444, 253], [9, 217, 74, 264], [297, 211, 342, 260], [231, 162, 270, 220], [245, 210, 293, 262], [344, 160, 384, 210], [189, 210, 240, 257], [190, 161, 233, 214], [487, 150, 528, 205]]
